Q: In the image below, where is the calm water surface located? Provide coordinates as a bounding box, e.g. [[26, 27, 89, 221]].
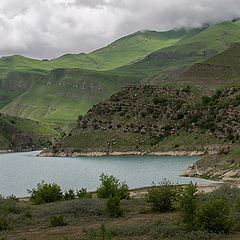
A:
[[0, 151, 216, 197]]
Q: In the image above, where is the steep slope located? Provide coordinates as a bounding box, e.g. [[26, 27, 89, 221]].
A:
[[114, 20, 240, 83], [0, 70, 45, 109], [180, 43, 240, 81], [41, 85, 240, 156], [1, 68, 131, 128], [0, 113, 61, 151]]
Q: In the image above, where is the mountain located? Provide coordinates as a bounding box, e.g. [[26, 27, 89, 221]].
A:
[[40, 85, 239, 157], [1, 20, 240, 127], [114, 20, 240, 83], [0, 113, 61, 151], [180, 43, 240, 81], [0, 29, 199, 73], [1, 69, 126, 128]]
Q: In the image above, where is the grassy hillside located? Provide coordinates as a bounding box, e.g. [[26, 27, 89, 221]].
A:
[[1, 68, 133, 129], [0, 29, 200, 73], [0, 70, 45, 109], [0, 113, 61, 151], [42, 84, 239, 156], [180, 43, 240, 81], [114, 20, 240, 83], [2, 21, 240, 127]]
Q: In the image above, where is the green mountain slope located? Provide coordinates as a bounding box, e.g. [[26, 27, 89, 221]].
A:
[[2, 20, 240, 127], [114, 20, 240, 83], [0, 113, 61, 151], [180, 43, 240, 81], [1, 68, 133, 128], [0, 70, 45, 109], [0, 28, 205, 122], [0, 29, 199, 73]]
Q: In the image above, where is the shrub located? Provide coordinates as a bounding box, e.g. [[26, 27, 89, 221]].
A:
[[112, 223, 151, 237], [181, 231, 218, 240], [105, 195, 123, 217], [182, 86, 191, 93], [64, 189, 75, 200], [82, 223, 114, 240], [152, 222, 183, 239], [178, 182, 198, 231], [96, 173, 129, 200], [28, 181, 62, 204], [202, 96, 211, 105], [0, 198, 13, 231], [0, 215, 11, 231], [118, 182, 130, 200], [146, 179, 177, 212], [6, 195, 18, 202], [50, 215, 67, 227], [177, 112, 184, 120], [77, 188, 92, 199], [195, 198, 232, 234]]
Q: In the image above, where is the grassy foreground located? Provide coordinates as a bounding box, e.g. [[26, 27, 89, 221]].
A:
[[2, 182, 240, 240]]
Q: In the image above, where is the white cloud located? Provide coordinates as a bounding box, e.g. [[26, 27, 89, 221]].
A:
[[0, 0, 239, 59]]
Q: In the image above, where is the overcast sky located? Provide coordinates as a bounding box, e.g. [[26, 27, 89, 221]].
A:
[[0, 0, 239, 59]]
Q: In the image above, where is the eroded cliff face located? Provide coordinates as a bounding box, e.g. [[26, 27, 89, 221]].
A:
[[180, 146, 240, 181]]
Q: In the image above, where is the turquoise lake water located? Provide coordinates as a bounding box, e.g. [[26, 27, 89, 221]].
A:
[[0, 151, 216, 197]]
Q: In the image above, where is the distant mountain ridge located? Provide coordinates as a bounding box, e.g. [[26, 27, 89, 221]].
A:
[[1, 20, 240, 127]]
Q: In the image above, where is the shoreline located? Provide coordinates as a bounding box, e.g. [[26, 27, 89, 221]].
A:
[[38, 150, 215, 157], [17, 183, 224, 200], [0, 150, 12, 153]]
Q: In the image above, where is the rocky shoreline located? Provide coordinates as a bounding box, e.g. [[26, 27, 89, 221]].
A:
[[0, 150, 12, 153], [38, 150, 212, 157]]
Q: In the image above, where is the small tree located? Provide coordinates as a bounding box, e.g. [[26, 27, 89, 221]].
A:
[[195, 198, 232, 234], [28, 181, 62, 204], [64, 189, 75, 200], [77, 188, 92, 199], [105, 195, 123, 217], [96, 173, 129, 199], [146, 179, 177, 212], [178, 182, 198, 231]]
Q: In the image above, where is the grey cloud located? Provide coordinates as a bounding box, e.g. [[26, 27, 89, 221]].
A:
[[0, 0, 239, 59]]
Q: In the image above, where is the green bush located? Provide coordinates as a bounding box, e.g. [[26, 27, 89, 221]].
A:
[[28, 181, 63, 204], [178, 182, 198, 231], [118, 182, 130, 200], [0, 195, 21, 230], [96, 173, 129, 199], [195, 198, 232, 234], [202, 96, 211, 105], [64, 189, 75, 200], [50, 215, 67, 227], [112, 223, 151, 237], [181, 231, 218, 240], [77, 188, 92, 199], [146, 179, 177, 212], [82, 223, 114, 240], [152, 221, 183, 239], [0, 215, 11, 231], [105, 195, 123, 217]]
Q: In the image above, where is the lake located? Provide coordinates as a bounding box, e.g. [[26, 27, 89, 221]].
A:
[[0, 151, 216, 197]]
